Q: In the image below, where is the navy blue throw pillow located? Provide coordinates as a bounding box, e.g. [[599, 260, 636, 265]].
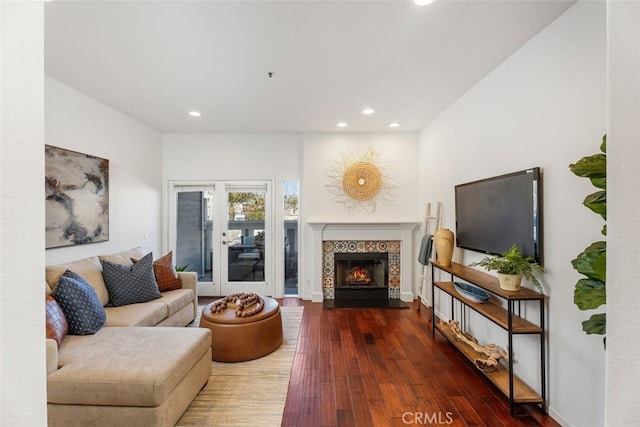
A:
[[52, 271, 106, 335], [101, 252, 162, 307]]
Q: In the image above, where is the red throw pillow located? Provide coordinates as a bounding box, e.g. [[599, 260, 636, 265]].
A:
[[153, 251, 183, 291], [45, 294, 68, 347], [132, 251, 182, 292]]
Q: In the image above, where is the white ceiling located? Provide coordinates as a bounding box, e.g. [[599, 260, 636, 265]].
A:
[[45, 0, 575, 134]]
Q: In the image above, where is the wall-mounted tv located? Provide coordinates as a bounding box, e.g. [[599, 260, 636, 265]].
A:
[[454, 167, 543, 265]]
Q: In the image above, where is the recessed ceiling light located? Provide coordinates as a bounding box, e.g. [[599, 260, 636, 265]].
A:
[[337, 122, 348, 128], [188, 111, 201, 117], [362, 108, 375, 115], [414, 0, 435, 5], [388, 122, 401, 128]]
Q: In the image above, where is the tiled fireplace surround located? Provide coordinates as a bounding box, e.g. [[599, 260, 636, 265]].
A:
[[309, 222, 420, 303]]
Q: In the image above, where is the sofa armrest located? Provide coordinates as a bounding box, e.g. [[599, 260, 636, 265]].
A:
[[46, 339, 59, 375], [177, 271, 199, 319]]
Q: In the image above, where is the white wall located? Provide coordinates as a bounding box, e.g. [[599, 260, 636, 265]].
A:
[[301, 132, 419, 222], [300, 132, 420, 299], [606, 1, 640, 425], [418, 2, 606, 426], [0, 1, 47, 425], [45, 78, 163, 265], [163, 133, 301, 183]]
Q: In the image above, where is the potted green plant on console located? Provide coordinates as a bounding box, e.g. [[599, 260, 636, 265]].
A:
[[470, 244, 544, 293]]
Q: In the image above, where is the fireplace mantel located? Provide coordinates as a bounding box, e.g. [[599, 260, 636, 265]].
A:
[[308, 221, 420, 302], [309, 222, 419, 230]]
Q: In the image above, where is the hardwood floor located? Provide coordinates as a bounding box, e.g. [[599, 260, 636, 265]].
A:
[[198, 297, 560, 426], [279, 298, 558, 427]]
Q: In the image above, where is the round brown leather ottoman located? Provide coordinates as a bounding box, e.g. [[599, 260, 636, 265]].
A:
[[199, 296, 283, 362]]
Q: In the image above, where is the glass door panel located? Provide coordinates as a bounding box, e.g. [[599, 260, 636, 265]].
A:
[[221, 182, 272, 295], [284, 180, 299, 295], [176, 191, 205, 277], [170, 185, 217, 296]]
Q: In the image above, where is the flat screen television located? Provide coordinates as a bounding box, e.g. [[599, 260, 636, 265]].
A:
[[454, 167, 543, 265]]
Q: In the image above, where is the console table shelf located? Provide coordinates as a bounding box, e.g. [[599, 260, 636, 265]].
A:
[[430, 260, 547, 416], [435, 319, 542, 403], [435, 281, 542, 333], [431, 261, 544, 300]]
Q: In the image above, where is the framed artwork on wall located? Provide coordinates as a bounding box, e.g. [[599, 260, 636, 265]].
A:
[[45, 145, 109, 249]]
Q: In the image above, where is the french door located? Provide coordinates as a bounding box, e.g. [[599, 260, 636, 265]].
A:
[[168, 181, 273, 296]]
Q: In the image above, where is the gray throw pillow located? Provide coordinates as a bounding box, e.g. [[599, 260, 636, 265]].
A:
[[101, 252, 162, 307], [52, 270, 106, 335]]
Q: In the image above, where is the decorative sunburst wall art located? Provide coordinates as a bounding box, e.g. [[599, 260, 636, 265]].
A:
[[326, 148, 395, 213]]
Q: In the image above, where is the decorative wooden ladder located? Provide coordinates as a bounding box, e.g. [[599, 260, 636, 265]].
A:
[[417, 201, 441, 311]]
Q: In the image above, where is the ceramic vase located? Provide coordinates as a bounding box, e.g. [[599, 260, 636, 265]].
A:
[[435, 228, 454, 266], [497, 273, 523, 291]]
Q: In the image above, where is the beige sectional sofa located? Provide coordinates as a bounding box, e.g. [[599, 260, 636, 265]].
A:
[[45, 247, 211, 427]]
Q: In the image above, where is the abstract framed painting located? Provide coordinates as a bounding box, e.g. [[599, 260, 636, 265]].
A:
[[45, 145, 109, 249]]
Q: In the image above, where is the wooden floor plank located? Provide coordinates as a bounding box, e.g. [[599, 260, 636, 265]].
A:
[[347, 373, 376, 426]]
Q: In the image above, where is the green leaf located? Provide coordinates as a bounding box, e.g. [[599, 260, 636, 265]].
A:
[[602, 224, 607, 236], [582, 313, 606, 336], [583, 191, 606, 219], [574, 279, 606, 310], [175, 264, 190, 272], [571, 246, 606, 281], [590, 176, 606, 190], [569, 153, 606, 180], [584, 241, 606, 253], [600, 134, 607, 154]]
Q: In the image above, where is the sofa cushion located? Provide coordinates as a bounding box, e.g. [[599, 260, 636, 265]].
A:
[[52, 271, 106, 335], [47, 327, 212, 407], [46, 257, 109, 306], [104, 301, 168, 327], [156, 304, 196, 327], [98, 246, 145, 267], [45, 294, 68, 347], [102, 252, 162, 307], [157, 289, 194, 317], [103, 289, 194, 327]]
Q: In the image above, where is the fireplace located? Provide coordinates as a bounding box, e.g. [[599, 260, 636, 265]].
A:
[[334, 252, 389, 300], [309, 222, 420, 304]]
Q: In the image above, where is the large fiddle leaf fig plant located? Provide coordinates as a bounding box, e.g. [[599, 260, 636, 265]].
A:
[[569, 135, 606, 347]]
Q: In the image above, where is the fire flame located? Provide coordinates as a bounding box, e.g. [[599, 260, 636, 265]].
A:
[[347, 266, 371, 283]]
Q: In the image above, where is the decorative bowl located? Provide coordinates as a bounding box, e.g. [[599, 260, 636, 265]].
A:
[[453, 281, 490, 303]]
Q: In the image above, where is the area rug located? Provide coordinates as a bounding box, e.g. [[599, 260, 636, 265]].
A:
[[176, 306, 304, 427]]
